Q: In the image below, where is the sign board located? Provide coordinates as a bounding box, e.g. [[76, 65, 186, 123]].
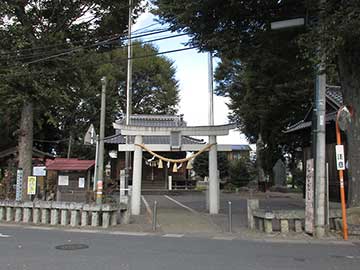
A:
[[78, 177, 85, 188], [335, 145, 345, 171], [33, 166, 46, 176], [305, 159, 314, 234], [27, 176, 37, 195], [84, 124, 96, 145], [58, 175, 69, 186], [16, 169, 23, 201]]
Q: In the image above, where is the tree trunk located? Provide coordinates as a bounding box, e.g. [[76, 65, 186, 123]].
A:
[[256, 133, 265, 190], [18, 101, 34, 201], [338, 40, 360, 207]]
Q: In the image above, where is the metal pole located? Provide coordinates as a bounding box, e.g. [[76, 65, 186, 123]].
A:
[[208, 52, 214, 126], [326, 162, 330, 227], [93, 135, 99, 192], [152, 200, 158, 231], [97, 77, 107, 204], [125, 0, 133, 191], [228, 201, 232, 233]]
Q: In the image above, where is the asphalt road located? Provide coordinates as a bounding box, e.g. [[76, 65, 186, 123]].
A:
[[1, 226, 359, 270]]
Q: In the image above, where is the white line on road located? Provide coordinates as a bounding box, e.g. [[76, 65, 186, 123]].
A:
[[141, 195, 152, 216], [0, 233, 11, 238], [212, 236, 236, 241], [163, 234, 184, 238], [164, 195, 198, 214]]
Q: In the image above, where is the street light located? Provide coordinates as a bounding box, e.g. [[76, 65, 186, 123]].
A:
[[270, 18, 305, 30]]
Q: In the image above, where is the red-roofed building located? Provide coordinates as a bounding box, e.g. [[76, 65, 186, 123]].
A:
[[46, 158, 95, 202]]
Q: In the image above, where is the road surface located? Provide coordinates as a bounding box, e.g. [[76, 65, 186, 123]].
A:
[[0, 225, 359, 270]]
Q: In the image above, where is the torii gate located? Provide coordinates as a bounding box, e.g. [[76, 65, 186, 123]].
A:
[[113, 123, 236, 215]]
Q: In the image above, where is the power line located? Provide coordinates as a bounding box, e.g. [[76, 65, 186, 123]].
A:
[[0, 32, 189, 69], [0, 45, 198, 79], [0, 27, 171, 59]]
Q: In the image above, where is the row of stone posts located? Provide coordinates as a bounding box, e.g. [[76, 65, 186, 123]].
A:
[[0, 201, 125, 228]]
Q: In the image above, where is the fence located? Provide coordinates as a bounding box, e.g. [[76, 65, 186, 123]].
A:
[[247, 199, 342, 233], [0, 200, 129, 228]]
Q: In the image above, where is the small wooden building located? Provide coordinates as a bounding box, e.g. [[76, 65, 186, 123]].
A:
[[46, 158, 94, 202], [284, 86, 347, 201]]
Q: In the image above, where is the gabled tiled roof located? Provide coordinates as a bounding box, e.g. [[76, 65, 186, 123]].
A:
[[284, 86, 342, 134], [115, 114, 186, 127], [326, 86, 342, 107], [106, 114, 204, 145], [231, 145, 252, 151], [46, 158, 94, 171]]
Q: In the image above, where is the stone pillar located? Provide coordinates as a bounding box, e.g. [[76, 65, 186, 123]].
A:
[[91, 212, 100, 227], [280, 219, 289, 233], [264, 212, 274, 234], [60, 209, 69, 226], [70, 210, 80, 227], [81, 211, 89, 227], [33, 208, 41, 224], [23, 202, 33, 223], [0, 206, 6, 221], [295, 220, 303, 232], [41, 208, 50, 224], [50, 209, 59, 225], [6, 207, 14, 222], [247, 199, 259, 229], [208, 135, 219, 214], [15, 208, 22, 223], [111, 211, 117, 226], [102, 212, 110, 228], [131, 135, 143, 215]]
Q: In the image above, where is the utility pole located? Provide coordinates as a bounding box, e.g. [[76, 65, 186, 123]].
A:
[[208, 52, 214, 126], [313, 0, 327, 238], [125, 0, 133, 191], [97, 76, 107, 204]]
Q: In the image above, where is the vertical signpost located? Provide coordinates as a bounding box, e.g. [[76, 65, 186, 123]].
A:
[[305, 159, 314, 234], [16, 169, 23, 201], [335, 106, 351, 240]]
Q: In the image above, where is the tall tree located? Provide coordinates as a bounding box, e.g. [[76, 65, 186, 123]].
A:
[[0, 0, 142, 199], [154, 0, 360, 205]]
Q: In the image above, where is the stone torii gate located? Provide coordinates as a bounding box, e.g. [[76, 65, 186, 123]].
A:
[[113, 123, 236, 215]]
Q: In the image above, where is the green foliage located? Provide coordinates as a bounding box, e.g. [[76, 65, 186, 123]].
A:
[[0, 1, 180, 159], [192, 152, 229, 179], [228, 158, 256, 187]]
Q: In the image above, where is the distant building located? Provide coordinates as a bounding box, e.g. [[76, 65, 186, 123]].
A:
[[225, 145, 252, 161]]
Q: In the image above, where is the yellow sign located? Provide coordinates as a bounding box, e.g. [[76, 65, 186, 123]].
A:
[[27, 176, 37, 195]]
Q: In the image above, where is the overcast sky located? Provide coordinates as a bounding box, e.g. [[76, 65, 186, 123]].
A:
[[133, 10, 248, 145]]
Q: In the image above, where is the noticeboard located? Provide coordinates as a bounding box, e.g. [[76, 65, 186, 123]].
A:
[[27, 176, 37, 195], [305, 159, 314, 234]]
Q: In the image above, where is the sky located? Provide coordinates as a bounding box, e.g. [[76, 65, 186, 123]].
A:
[[133, 9, 249, 145]]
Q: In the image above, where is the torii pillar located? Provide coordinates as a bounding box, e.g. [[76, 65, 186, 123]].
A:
[[208, 135, 219, 214], [114, 123, 236, 215]]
